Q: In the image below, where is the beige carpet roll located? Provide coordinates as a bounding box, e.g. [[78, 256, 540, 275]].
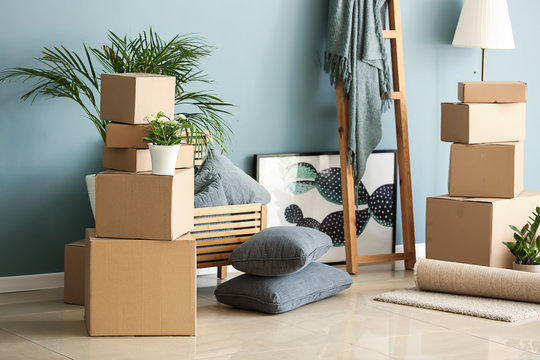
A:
[[415, 259, 540, 303]]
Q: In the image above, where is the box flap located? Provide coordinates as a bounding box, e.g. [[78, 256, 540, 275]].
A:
[[66, 240, 86, 248], [428, 195, 503, 204], [98, 169, 186, 176], [101, 73, 174, 79]]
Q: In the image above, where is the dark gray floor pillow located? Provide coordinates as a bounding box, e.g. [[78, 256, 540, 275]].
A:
[[214, 262, 353, 314], [194, 144, 271, 205], [229, 226, 332, 276]]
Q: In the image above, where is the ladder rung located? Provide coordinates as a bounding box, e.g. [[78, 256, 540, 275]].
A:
[[382, 30, 399, 39], [390, 91, 402, 100]]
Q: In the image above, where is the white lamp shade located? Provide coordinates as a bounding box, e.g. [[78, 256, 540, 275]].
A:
[[452, 0, 515, 49]]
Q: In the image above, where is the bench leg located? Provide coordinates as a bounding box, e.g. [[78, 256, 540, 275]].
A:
[[217, 266, 227, 279]]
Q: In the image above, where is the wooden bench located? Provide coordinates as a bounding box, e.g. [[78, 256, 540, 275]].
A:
[[192, 203, 267, 279]]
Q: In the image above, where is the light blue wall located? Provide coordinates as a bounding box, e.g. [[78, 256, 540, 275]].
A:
[[1, 0, 538, 276]]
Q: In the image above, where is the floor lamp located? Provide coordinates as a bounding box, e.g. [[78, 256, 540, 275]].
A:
[[452, 0, 515, 81]]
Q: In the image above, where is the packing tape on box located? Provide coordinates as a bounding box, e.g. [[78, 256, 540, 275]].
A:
[[415, 259, 540, 303]]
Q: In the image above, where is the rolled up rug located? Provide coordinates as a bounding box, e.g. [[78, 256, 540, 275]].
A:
[[415, 258, 540, 303]]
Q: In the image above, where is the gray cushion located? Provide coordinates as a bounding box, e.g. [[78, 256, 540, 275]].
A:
[[194, 173, 228, 208], [195, 144, 271, 205], [230, 226, 332, 276], [214, 262, 352, 314]]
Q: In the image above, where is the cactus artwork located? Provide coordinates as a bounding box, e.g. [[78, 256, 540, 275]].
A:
[[286, 163, 395, 228], [284, 204, 370, 246], [256, 152, 397, 258]]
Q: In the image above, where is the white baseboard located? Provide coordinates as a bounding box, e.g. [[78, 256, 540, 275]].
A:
[[393, 243, 426, 271], [1, 249, 422, 294], [0, 272, 64, 294]]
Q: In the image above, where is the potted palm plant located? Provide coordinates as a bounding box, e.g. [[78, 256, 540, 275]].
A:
[[0, 29, 232, 217], [143, 112, 190, 176], [0, 29, 232, 148], [503, 207, 540, 273]]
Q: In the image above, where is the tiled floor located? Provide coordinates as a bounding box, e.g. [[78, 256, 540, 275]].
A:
[[1, 264, 540, 359]]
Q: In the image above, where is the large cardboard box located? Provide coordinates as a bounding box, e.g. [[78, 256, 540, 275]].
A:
[[426, 191, 540, 268], [96, 168, 194, 240], [100, 73, 176, 124], [85, 233, 196, 336], [106, 123, 149, 149], [449, 142, 523, 198], [458, 81, 527, 103], [102, 144, 194, 172], [64, 240, 85, 305], [441, 103, 526, 144]]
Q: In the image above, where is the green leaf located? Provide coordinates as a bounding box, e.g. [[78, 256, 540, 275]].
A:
[[509, 225, 521, 234]]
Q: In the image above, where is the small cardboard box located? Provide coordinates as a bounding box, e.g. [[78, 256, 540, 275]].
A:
[[64, 240, 85, 305], [426, 191, 540, 269], [102, 145, 194, 172], [96, 168, 194, 240], [441, 103, 526, 144], [106, 123, 149, 149], [458, 81, 527, 103], [100, 73, 176, 124], [85, 233, 196, 336], [449, 142, 523, 199]]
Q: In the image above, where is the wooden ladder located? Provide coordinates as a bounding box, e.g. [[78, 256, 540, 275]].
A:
[[336, 0, 416, 274]]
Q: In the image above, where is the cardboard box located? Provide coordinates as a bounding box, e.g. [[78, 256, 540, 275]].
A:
[[96, 168, 194, 240], [106, 123, 149, 149], [426, 191, 540, 269], [458, 81, 527, 103], [449, 142, 523, 198], [85, 233, 196, 336], [102, 144, 194, 172], [100, 73, 176, 124], [64, 240, 85, 305], [441, 103, 526, 144]]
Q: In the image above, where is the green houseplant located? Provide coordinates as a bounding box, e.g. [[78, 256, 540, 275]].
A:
[[143, 111, 190, 176], [503, 207, 540, 272], [0, 29, 232, 218], [0, 29, 232, 151]]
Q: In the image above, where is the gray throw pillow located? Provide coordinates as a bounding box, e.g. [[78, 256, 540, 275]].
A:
[[229, 226, 332, 276], [214, 262, 352, 314], [194, 173, 228, 208], [195, 144, 271, 205]]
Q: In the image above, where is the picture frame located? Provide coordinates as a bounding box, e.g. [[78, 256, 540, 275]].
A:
[[255, 151, 397, 263]]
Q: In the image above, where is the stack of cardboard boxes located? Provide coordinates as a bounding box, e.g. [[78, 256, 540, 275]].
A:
[[65, 73, 197, 336], [426, 81, 540, 269], [101, 73, 195, 171]]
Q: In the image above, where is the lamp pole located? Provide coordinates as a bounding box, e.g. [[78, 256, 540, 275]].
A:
[[481, 48, 486, 81]]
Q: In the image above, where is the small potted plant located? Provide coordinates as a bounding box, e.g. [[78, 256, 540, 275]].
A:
[[143, 112, 191, 176], [503, 207, 540, 273]]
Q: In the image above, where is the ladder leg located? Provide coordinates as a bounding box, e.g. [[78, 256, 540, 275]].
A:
[[388, 0, 416, 269], [336, 81, 358, 275]]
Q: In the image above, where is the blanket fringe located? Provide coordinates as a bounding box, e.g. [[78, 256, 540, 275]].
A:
[[324, 52, 352, 96]]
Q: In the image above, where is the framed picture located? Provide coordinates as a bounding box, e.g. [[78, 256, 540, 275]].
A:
[[255, 151, 397, 263]]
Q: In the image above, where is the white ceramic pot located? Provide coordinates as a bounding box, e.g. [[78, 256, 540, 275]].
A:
[[148, 143, 180, 176], [512, 262, 540, 273], [85, 174, 97, 220]]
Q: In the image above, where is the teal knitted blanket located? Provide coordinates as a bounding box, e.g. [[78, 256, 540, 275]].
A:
[[324, 0, 392, 185]]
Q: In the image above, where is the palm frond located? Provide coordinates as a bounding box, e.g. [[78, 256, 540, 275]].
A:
[[0, 28, 234, 149]]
